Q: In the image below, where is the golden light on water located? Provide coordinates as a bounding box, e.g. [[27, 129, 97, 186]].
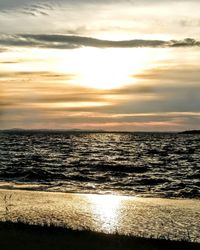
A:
[[88, 194, 128, 232]]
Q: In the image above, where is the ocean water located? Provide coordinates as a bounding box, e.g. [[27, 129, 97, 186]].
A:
[[0, 131, 199, 198]]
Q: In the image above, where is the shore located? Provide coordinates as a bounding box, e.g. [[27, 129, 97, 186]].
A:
[[1, 220, 200, 250], [0, 189, 200, 249]]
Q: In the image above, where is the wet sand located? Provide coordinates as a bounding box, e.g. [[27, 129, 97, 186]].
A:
[[0, 189, 200, 243]]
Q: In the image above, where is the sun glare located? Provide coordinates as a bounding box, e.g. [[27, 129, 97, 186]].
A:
[[1, 47, 169, 91], [57, 47, 163, 90], [88, 194, 128, 232], [74, 48, 134, 89]]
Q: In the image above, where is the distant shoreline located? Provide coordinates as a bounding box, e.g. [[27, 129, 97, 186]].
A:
[[0, 129, 188, 134], [179, 130, 200, 134], [1, 128, 199, 133]]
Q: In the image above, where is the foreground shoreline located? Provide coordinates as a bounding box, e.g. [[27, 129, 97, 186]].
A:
[[0, 220, 200, 250], [0, 189, 200, 247]]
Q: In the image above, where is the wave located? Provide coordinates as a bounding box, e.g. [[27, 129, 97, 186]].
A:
[[0, 131, 199, 198]]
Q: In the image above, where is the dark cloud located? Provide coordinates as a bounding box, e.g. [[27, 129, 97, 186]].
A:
[[170, 38, 200, 47], [0, 34, 200, 49]]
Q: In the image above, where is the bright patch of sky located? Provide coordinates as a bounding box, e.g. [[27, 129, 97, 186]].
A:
[[0, 0, 200, 130]]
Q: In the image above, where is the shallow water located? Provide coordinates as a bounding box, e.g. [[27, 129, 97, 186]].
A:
[[0, 131, 199, 198]]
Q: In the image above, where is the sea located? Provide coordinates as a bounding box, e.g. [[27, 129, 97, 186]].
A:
[[0, 130, 199, 199]]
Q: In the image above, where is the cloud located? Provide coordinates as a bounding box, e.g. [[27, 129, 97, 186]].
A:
[[0, 1, 55, 12], [169, 38, 200, 47], [0, 1, 198, 10], [0, 34, 200, 50], [134, 67, 200, 84], [0, 60, 19, 64], [1, 1, 200, 41], [1, 109, 199, 131], [19, 3, 56, 16], [0, 47, 7, 53], [0, 71, 75, 79]]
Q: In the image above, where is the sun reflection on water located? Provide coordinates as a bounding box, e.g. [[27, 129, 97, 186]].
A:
[[88, 194, 128, 233]]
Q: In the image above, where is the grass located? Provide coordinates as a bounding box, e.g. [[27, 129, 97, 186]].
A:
[[2, 194, 12, 220], [0, 221, 199, 250]]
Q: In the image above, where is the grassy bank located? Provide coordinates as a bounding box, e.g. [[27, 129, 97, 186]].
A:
[[0, 221, 199, 250]]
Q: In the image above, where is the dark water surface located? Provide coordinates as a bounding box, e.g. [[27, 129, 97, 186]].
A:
[[0, 131, 199, 198]]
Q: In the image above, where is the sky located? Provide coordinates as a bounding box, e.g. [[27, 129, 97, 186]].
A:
[[0, 0, 200, 131]]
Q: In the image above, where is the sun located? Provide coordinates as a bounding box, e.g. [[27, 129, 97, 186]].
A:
[[56, 47, 155, 90], [51, 46, 170, 90], [74, 48, 135, 89]]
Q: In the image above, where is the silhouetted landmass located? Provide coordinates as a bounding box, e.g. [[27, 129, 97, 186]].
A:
[[180, 130, 200, 134], [0, 221, 199, 250], [0, 128, 105, 133]]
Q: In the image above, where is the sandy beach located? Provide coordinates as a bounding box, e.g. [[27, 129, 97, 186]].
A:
[[0, 189, 199, 243]]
